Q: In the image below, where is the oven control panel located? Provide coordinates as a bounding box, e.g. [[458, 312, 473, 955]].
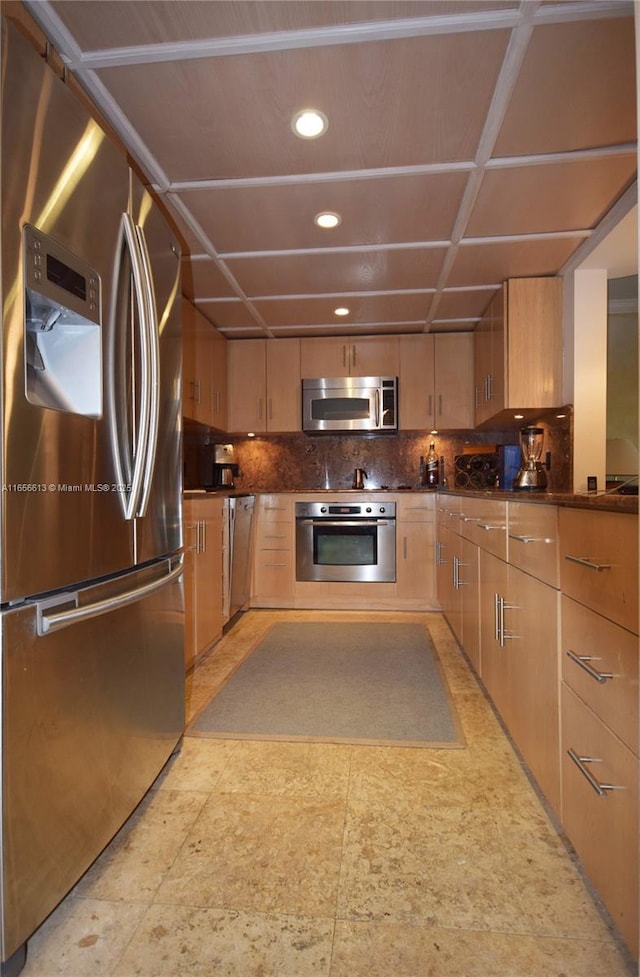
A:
[[295, 502, 396, 519]]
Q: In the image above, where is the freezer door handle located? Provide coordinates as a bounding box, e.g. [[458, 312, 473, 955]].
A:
[[36, 558, 184, 636]]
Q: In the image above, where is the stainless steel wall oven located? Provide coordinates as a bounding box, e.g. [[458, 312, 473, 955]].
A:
[[295, 501, 396, 583]]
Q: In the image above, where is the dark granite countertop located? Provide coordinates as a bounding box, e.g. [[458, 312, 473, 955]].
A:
[[184, 486, 637, 513], [183, 489, 254, 499], [437, 487, 638, 514]]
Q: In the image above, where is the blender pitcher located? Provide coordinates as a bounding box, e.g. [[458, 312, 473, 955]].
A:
[[513, 426, 547, 491]]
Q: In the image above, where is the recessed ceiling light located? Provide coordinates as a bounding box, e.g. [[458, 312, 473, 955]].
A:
[[334, 307, 349, 317], [314, 211, 341, 229], [514, 414, 524, 420], [292, 109, 328, 139]]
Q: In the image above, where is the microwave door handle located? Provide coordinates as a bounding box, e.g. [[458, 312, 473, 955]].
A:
[[133, 223, 163, 518], [374, 388, 380, 427]]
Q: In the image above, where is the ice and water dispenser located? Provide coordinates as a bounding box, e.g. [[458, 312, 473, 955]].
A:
[[23, 224, 102, 418]]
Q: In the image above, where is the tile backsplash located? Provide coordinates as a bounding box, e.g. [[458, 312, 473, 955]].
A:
[[185, 412, 573, 493]]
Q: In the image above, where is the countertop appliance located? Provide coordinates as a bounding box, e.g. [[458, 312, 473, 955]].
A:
[[295, 501, 396, 582], [302, 376, 398, 434], [514, 425, 548, 491], [212, 443, 238, 489], [1, 20, 183, 976]]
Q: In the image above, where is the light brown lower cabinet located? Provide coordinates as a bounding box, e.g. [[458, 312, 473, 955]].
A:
[[252, 495, 295, 605], [183, 497, 224, 670], [395, 495, 437, 608], [561, 683, 638, 956], [436, 526, 480, 671], [479, 552, 562, 815], [437, 493, 638, 961]]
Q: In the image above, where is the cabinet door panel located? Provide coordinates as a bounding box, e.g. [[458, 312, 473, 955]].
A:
[[434, 333, 474, 429], [559, 508, 638, 632], [399, 334, 435, 430], [562, 684, 638, 957], [352, 336, 399, 377], [300, 337, 349, 377], [459, 536, 480, 672], [561, 595, 638, 753], [507, 565, 560, 812], [479, 550, 510, 719], [397, 521, 435, 602], [507, 501, 559, 587], [266, 339, 300, 432], [227, 340, 266, 432]]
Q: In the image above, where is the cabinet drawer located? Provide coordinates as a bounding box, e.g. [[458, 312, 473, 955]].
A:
[[507, 501, 558, 587], [467, 498, 507, 560], [454, 495, 484, 542], [559, 508, 638, 632], [257, 494, 294, 524], [561, 684, 638, 956], [561, 595, 638, 754], [397, 494, 435, 522], [436, 494, 461, 531], [256, 522, 294, 550]]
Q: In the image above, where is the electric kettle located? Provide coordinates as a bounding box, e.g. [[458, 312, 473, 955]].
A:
[[352, 468, 368, 489]]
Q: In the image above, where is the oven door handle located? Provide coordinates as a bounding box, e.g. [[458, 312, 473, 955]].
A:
[[297, 519, 391, 528]]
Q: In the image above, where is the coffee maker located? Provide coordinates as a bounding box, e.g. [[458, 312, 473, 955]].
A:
[[513, 425, 547, 491], [211, 443, 238, 489]]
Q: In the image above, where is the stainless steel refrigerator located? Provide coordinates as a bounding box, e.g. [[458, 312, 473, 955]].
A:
[[0, 19, 185, 974]]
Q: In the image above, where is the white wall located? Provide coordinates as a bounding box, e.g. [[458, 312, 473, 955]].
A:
[[572, 269, 608, 493]]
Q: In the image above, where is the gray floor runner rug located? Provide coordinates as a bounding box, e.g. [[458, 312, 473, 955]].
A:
[[187, 622, 465, 748]]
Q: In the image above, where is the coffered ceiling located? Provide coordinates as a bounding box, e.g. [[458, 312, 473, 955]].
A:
[[23, 0, 637, 338]]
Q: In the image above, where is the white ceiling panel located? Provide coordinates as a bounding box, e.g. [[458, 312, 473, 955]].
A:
[[21, 0, 637, 340], [176, 170, 469, 253]]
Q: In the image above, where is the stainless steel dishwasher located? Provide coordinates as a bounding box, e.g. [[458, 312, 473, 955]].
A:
[[224, 495, 255, 626]]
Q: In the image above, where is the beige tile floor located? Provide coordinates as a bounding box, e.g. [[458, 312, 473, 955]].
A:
[[20, 610, 636, 977]]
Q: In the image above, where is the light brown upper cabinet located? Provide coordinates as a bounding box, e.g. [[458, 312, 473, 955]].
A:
[[300, 336, 399, 379], [227, 338, 301, 433], [474, 277, 563, 427], [182, 300, 227, 430], [399, 333, 474, 430]]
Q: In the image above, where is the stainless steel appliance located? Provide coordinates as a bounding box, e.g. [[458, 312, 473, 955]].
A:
[[212, 443, 238, 489], [302, 376, 398, 433], [1, 21, 184, 975], [295, 501, 396, 582], [224, 496, 255, 624], [514, 426, 548, 491], [352, 468, 368, 489]]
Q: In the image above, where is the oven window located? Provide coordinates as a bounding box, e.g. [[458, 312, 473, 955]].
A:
[[311, 396, 370, 421], [313, 525, 377, 566]]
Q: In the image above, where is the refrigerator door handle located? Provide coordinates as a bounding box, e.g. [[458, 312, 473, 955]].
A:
[[119, 212, 152, 522], [36, 557, 184, 636], [134, 223, 161, 518]]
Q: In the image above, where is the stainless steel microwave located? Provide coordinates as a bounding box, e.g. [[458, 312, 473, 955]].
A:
[[302, 376, 398, 433]]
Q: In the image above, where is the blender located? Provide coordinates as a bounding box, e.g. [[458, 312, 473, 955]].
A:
[[513, 426, 547, 491]]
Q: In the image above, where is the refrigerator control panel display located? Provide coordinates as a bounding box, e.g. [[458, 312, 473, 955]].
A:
[[46, 252, 87, 302]]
